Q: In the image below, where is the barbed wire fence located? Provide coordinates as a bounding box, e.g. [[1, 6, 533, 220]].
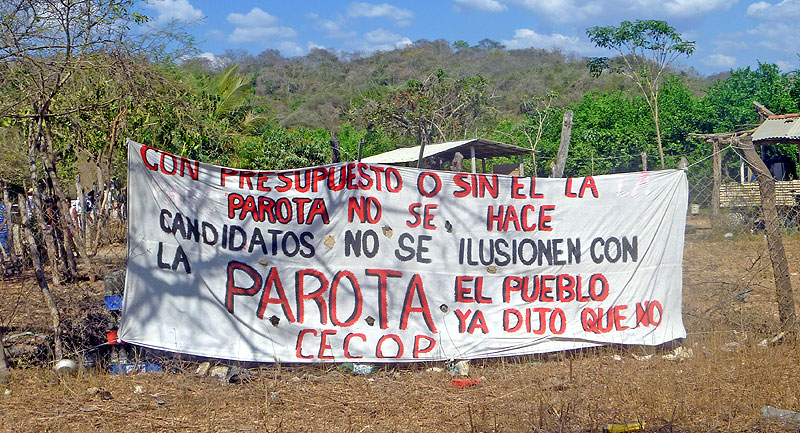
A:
[[681, 141, 796, 342], [596, 143, 797, 342]]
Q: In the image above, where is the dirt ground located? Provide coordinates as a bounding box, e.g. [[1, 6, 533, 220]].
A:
[[2, 222, 800, 432]]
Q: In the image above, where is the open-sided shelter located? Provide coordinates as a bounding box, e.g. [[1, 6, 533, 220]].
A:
[[361, 138, 530, 174]]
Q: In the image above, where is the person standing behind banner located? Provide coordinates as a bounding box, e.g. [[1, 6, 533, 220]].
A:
[[70, 199, 81, 229], [0, 203, 8, 253]]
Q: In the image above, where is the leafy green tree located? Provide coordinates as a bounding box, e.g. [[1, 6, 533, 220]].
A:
[[335, 124, 395, 161], [228, 126, 330, 170], [206, 65, 269, 137], [452, 40, 470, 51], [587, 20, 696, 169], [702, 62, 798, 132], [567, 91, 652, 175], [702, 62, 800, 178]]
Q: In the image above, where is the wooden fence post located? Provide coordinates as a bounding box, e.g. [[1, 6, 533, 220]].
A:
[[330, 138, 341, 163], [712, 139, 721, 217], [551, 110, 573, 178], [738, 136, 795, 331]]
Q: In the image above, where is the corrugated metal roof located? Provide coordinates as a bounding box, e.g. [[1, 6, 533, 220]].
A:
[[361, 138, 530, 164], [752, 115, 800, 143]]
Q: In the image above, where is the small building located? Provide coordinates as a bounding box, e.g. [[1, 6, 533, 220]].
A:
[[752, 113, 800, 180], [719, 113, 800, 209], [361, 138, 530, 174]]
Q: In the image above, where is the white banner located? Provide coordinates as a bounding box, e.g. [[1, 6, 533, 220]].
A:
[[120, 140, 688, 362]]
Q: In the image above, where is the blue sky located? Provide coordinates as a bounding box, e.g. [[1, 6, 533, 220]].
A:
[[143, 0, 800, 76]]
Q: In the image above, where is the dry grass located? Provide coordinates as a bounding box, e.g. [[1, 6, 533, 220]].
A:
[[2, 227, 800, 432]]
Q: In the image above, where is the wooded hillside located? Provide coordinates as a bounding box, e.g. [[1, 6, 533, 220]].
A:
[[1, 7, 798, 188]]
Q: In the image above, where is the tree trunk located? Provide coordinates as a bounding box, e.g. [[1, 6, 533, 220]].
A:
[[641, 152, 647, 171], [0, 326, 9, 384], [712, 139, 721, 218], [62, 220, 78, 275], [18, 195, 63, 360], [41, 121, 94, 280], [654, 106, 665, 169], [92, 164, 106, 255], [739, 136, 795, 332], [28, 129, 61, 286], [552, 110, 573, 178], [330, 138, 341, 163], [416, 127, 427, 169]]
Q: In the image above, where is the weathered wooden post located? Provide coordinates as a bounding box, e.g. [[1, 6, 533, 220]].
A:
[[330, 138, 341, 163], [551, 110, 573, 178], [641, 152, 647, 171], [470, 146, 477, 174], [738, 136, 795, 331], [712, 139, 721, 217]]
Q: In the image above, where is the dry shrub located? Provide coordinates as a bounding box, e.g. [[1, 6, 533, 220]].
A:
[[2, 231, 800, 432]]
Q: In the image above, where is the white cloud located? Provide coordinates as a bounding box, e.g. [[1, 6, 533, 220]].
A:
[[661, 0, 734, 16], [308, 12, 355, 38], [502, 29, 601, 55], [226, 8, 297, 44], [453, 0, 508, 12], [179, 52, 228, 69], [746, 22, 798, 53], [701, 53, 737, 69], [347, 28, 412, 53], [746, 0, 800, 20], [277, 41, 304, 57], [775, 60, 796, 72], [712, 32, 750, 51], [366, 28, 412, 48], [146, 0, 203, 25], [206, 29, 225, 40], [197, 52, 218, 62], [348, 2, 414, 26], [227, 7, 277, 28], [508, 0, 733, 24], [509, 0, 596, 24]]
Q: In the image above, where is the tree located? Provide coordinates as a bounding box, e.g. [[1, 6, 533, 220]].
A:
[[515, 91, 559, 176], [567, 91, 652, 176], [0, 0, 192, 360], [452, 40, 470, 51], [586, 20, 695, 169], [351, 69, 493, 148], [477, 38, 504, 51], [703, 62, 798, 132]]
